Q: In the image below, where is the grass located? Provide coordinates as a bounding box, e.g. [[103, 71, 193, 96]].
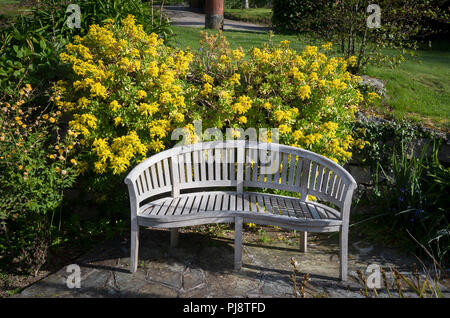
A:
[[224, 8, 272, 26], [171, 25, 309, 53], [365, 48, 450, 130], [172, 26, 450, 131]]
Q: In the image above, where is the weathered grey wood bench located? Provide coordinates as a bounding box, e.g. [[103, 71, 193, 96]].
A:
[[125, 141, 357, 280]]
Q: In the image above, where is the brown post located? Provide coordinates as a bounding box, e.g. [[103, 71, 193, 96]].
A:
[[205, 0, 224, 30]]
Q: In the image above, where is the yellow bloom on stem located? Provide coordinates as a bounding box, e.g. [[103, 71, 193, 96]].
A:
[[297, 85, 311, 100], [137, 90, 147, 99]]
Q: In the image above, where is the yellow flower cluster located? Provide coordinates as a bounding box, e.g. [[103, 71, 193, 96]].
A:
[[231, 95, 252, 114], [190, 33, 374, 164], [92, 131, 147, 174], [53, 15, 194, 175]]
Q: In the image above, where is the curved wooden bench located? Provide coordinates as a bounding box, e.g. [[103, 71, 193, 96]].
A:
[[125, 140, 357, 281]]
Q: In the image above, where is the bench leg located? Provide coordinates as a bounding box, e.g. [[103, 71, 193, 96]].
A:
[[234, 216, 243, 270], [299, 231, 307, 253], [339, 226, 348, 281], [130, 222, 139, 273], [170, 228, 179, 248]]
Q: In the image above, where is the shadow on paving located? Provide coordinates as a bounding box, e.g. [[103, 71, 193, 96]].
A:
[[13, 227, 449, 298]]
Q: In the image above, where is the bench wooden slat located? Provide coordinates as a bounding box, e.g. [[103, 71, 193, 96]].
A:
[[229, 192, 236, 211], [142, 169, 150, 192], [309, 162, 318, 191], [207, 149, 214, 181], [294, 156, 303, 187], [284, 198, 298, 218], [198, 193, 209, 213], [214, 193, 223, 211], [236, 193, 243, 211], [185, 152, 193, 184], [156, 160, 165, 187], [182, 195, 196, 215], [243, 193, 250, 211], [199, 150, 207, 182], [263, 195, 273, 215], [287, 153, 297, 187], [166, 197, 181, 216], [162, 158, 171, 187], [280, 152, 289, 185], [173, 196, 188, 215], [306, 202, 323, 219], [221, 193, 229, 210], [190, 194, 202, 213], [252, 149, 259, 182], [257, 194, 265, 213]]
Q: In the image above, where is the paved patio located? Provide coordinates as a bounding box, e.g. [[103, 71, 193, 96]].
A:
[[13, 226, 450, 298]]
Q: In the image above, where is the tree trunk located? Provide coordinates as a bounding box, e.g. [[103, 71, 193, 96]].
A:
[[243, 0, 249, 9]]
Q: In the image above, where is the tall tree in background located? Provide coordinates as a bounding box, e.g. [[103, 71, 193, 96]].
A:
[[243, 0, 249, 9]]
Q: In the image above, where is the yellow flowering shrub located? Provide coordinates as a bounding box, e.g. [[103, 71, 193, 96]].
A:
[[54, 17, 376, 185], [189, 32, 371, 163], [53, 15, 194, 176]]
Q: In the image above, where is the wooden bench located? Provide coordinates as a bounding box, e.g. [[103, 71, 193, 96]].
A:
[[125, 140, 357, 281]]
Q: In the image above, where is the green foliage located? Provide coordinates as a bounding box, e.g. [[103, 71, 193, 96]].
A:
[[356, 140, 449, 267], [0, 85, 78, 273], [272, 0, 449, 73], [0, 0, 173, 94], [352, 119, 426, 168], [272, 0, 327, 33], [225, 0, 272, 9]]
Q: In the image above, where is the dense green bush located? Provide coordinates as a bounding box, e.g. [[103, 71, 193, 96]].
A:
[[272, 0, 327, 33]]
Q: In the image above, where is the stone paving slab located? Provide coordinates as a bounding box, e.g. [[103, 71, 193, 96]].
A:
[[13, 226, 450, 298]]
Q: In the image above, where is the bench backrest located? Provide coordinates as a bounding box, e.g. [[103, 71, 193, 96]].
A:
[[125, 141, 357, 218]]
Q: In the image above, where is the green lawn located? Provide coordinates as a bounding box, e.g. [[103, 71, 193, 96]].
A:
[[224, 8, 272, 26], [365, 49, 450, 130], [172, 26, 450, 130], [171, 25, 309, 53]]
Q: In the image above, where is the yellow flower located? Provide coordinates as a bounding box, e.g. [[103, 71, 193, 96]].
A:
[[297, 85, 311, 100], [263, 102, 272, 110], [278, 124, 292, 135], [109, 100, 121, 111], [321, 42, 333, 51], [231, 95, 252, 114], [229, 73, 241, 86], [232, 49, 245, 61], [201, 83, 213, 97], [137, 90, 147, 99], [138, 102, 159, 116], [238, 116, 247, 124], [114, 117, 122, 126], [202, 74, 214, 84]]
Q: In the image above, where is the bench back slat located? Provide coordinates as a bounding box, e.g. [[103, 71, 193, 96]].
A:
[[125, 141, 357, 216]]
